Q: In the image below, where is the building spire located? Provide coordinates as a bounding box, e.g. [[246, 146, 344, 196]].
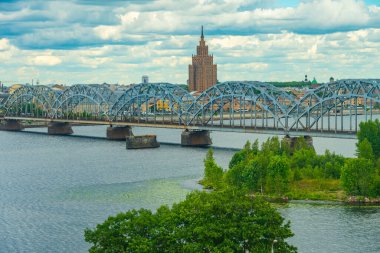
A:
[[201, 25, 204, 39]]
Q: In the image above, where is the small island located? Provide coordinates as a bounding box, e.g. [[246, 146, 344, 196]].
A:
[[201, 120, 380, 204]]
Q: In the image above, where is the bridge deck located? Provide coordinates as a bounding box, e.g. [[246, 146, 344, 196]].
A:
[[2, 116, 357, 139]]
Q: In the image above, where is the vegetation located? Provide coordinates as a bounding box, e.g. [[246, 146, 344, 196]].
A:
[[176, 84, 189, 91], [269, 81, 311, 88], [204, 137, 346, 200], [357, 119, 380, 159], [85, 190, 296, 252], [203, 120, 380, 200], [341, 158, 377, 196], [200, 149, 224, 189]]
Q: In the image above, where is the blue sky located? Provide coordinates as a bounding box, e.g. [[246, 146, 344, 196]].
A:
[[0, 0, 380, 85]]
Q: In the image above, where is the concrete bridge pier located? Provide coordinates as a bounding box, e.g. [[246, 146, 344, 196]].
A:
[[283, 135, 314, 150], [48, 122, 73, 135], [0, 119, 24, 131], [181, 129, 212, 147], [106, 126, 133, 140]]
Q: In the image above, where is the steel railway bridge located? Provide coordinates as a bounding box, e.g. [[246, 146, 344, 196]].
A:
[[1, 79, 380, 140]]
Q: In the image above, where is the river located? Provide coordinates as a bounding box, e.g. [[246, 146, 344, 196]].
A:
[[0, 126, 379, 253]]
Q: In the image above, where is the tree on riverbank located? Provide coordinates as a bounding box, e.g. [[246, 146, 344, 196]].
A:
[[200, 149, 224, 189], [357, 119, 380, 159], [84, 190, 297, 253], [341, 158, 378, 197]]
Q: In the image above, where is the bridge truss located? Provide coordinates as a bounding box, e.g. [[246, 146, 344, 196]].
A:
[[2, 79, 380, 134]]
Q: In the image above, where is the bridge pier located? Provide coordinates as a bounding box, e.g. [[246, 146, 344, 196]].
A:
[[48, 122, 73, 135], [106, 126, 133, 140], [126, 135, 160, 149], [0, 119, 24, 131], [181, 129, 212, 147], [283, 135, 314, 151]]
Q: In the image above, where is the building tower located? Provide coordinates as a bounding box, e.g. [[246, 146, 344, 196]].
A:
[[142, 75, 149, 84], [188, 26, 217, 92]]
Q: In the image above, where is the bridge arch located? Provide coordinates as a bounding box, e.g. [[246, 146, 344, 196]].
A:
[[3, 85, 56, 118], [287, 79, 380, 132], [110, 83, 194, 125], [187, 81, 295, 129], [53, 84, 115, 121]]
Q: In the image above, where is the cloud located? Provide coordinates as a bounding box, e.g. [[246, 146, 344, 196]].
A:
[[79, 57, 110, 68], [1, 0, 380, 51], [28, 55, 62, 66], [0, 0, 379, 85], [0, 38, 12, 51]]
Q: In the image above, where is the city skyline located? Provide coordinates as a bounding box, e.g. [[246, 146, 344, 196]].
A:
[[1, 0, 380, 85]]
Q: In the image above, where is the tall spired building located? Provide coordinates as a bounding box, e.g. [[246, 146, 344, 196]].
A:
[[188, 26, 217, 92]]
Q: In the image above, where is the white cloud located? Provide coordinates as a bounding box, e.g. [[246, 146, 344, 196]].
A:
[[1, 0, 380, 84], [0, 38, 11, 51], [28, 55, 62, 66], [94, 25, 122, 40], [80, 57, 111, 68]]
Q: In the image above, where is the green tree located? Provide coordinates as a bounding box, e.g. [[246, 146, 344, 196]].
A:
[[318, 150, 345, 179], [293, 137, 312, 151], [356, 138, 374, 161], [251, 139, 259, 155], [291, 147, 317, 169], [357, 120, 380, 159], [242, 154, 270, 193], [228, 141, 252, 169], [84, 209, 158, 253], [341, 158, 377, 197], [266, 156, 291, 195], [261, 136, 282, 156], [85, 190, 297, 253], [224, 161, 246, 189], [202, 149, 224, 189]]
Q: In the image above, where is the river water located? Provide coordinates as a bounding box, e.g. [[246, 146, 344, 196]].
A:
[[0, 126, 379, 253]]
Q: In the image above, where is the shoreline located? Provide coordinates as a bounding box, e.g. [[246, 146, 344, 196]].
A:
[[256, 193, 380, 206]]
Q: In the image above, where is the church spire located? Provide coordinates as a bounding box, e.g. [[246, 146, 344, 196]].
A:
[[201, 25, 204, 39]]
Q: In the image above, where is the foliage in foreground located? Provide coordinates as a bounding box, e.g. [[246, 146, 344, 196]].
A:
[[85, 190, 296, 253]]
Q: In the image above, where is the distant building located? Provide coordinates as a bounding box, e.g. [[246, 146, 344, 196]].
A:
[[142, 75, 149, 84], [304, 75, 308, 82], [330, 77, 334, 83], [188, 26, 217, 92], [51, 84, 65, 91], [9, 84, 23, 94], [310, 77, 319, 89]]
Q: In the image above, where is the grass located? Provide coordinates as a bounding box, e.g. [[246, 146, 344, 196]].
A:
[[287, 179, 346, 201]]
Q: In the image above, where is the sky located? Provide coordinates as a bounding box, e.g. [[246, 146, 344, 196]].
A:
[[0, 0, 380, 85]]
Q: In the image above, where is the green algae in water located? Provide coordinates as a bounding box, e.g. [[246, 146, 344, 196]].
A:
[[59, 176, 195, 207]]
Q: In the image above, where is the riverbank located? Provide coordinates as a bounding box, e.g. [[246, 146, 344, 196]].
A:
[[287, 179, 346, 202], [200, 178, 380, 205], [287, 179, 380, 204]]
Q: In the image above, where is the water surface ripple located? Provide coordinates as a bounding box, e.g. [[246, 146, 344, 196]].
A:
[[0, 126, 379, 252]]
